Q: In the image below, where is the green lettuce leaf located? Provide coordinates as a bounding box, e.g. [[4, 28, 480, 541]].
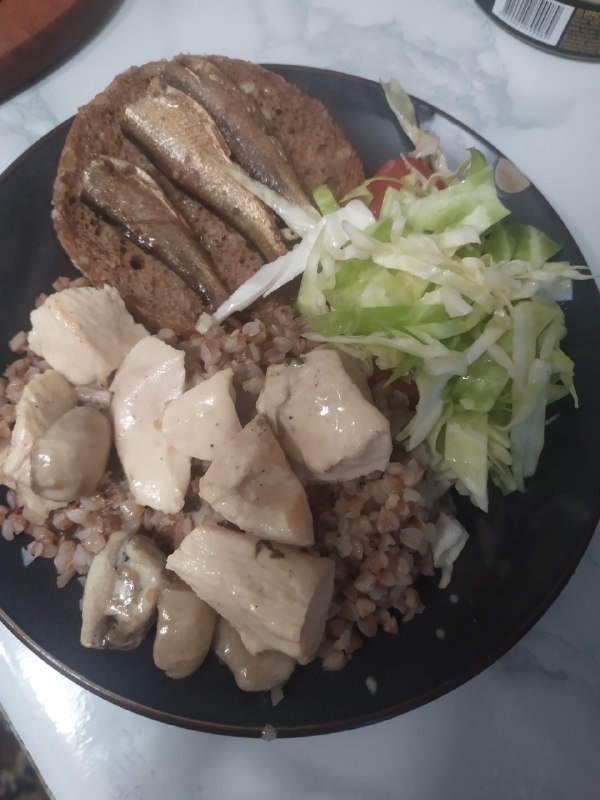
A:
[[297, 149, 586, 511]]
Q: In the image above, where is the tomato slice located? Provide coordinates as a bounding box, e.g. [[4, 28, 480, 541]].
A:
[[368, 155, 435, 217]]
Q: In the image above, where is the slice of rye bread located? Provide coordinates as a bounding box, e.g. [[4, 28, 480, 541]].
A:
[[52, 57, 365, 335]]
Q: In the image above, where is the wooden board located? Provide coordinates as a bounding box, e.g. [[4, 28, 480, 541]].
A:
[[0, 0, 118, 100]]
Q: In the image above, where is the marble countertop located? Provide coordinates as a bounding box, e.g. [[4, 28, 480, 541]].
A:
[[1, 1, 599, 798]]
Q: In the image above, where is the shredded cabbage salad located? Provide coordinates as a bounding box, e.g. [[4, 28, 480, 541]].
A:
[[214, 85, 588, 512]]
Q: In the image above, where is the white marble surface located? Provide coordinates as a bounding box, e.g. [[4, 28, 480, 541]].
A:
[[0, 1, 599, 798]]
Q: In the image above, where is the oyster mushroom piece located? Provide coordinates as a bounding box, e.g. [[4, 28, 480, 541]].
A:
[[153, 577, 216, 679], [111, 336, 190, 514], [28, 285, 148, 386], [0, 369, 77, 520], [166, 522, 335, 664], [212, 617, 296, 692], [81, 531, 166, 649], [30, 407, 112, 502]]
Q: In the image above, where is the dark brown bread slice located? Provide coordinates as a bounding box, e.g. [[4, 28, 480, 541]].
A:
[[52, 57, 365, 334]]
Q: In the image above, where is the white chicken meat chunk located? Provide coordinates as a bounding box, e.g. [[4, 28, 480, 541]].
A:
[[111, 336, 190, 514], [256, 348, 392, 482], [28, 285, 148, 386], [166, 522, 335, 664], [1, 369, 77, 521], [198, 415, 313, 546], [162, 368, 241, 460]]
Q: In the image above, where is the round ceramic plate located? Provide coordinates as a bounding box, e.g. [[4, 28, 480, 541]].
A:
[[0, 66, 599, 737]]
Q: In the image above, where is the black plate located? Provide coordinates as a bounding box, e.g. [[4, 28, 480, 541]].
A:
[[1, 66, 599, 738]]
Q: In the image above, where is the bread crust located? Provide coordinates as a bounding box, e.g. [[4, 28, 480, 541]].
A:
[[52, 57, 365, 334]]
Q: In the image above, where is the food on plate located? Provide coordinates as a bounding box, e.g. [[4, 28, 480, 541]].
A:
[[290, 144, 584, 511], [166, 522, 335, 664], [0, 287, 445, 682], [212, 617, 296, 692], [30, 406, 111, 502], [164, 56, 311, 205], [224, 76, 584, 510], [1, 370, 77, 521], [111, 336, 190, 514], [256, 348, 393, 483], [28, 284, 148, 385], [52, 56, 364, 333], [81, 530, 166, 649], [197, 415, 314, 547], [0, 58, 585, 699], [81, 157, 229, 308], [153, 576, 216, 679], [161, 367, 241, 460], [122, 87, 289, 263]]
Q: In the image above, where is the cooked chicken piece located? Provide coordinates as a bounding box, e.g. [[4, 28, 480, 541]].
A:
[[28, 286, 148, 386], [30, 407, 111, 502], [111, 336, 190, 513], [166, 522, 335, 664], [256, 348, 392, 482], [81, 531, 166, 649], [162, 368, 241, 460], [1, 370, 77, 521], [198, 415, 313, 546], [212, 617, 296, 692], [153, 576, 216, 679]]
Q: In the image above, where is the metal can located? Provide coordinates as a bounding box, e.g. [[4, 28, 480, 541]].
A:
[[475, 0, 600, 60]]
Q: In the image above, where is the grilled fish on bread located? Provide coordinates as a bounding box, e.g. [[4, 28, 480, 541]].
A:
[[52, 56, 364, 334]]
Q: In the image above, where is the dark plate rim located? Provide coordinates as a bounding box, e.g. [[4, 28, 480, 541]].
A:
[[0, 64, 598, 738]]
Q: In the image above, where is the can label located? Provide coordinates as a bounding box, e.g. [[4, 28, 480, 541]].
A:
[[492, 0, 574, 44], [483, 0, 600, 57]]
